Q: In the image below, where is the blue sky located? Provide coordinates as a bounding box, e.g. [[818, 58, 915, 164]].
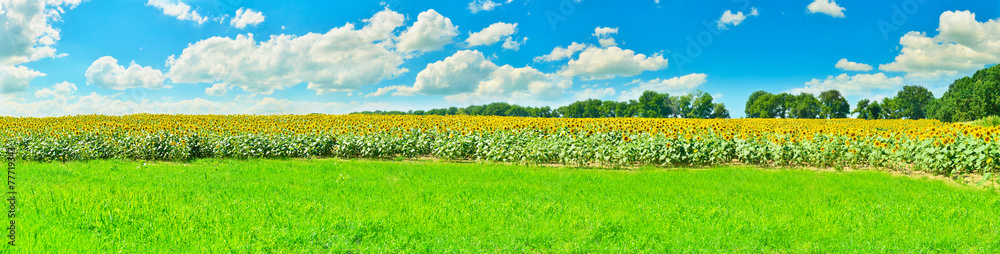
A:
[[2, 0, 999, 117]]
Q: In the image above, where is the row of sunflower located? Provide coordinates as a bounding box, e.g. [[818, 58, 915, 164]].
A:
[[1, 114, 996, 175]]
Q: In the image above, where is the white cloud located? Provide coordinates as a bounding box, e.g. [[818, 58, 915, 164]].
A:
[[468, 0, 512, 14], [806, 0, 845, 18], [360, 7, 406, 41], [205, 83, 228, 96], [86, 56, 167, 90], [366, 85, 406, 97], [396, 9, 458, 52], [466, 22, 518, 47], [597, 38, 617, 48], [534, 42, 587, 62], [560, 46, 669, 80], [717, 7, 758, 30], [230, 8, 265, 29], [593, 27, 619, 48], [502, 37, 527, 50], [790, 73, 903, 96], [0, 65, 45, 94], [146, 0, 208, 24], [835, 58, 872, 71], [618, 73, 708, 100], [444, 65, 571, 104], [33, 81, 76, 99], [395, 50, 498, 96], [572, 87, 616, 101], [1, 93, 392, 117], [879, 11, 1000, 80], [593, 27, 618, 38], [167, 9, 408, 94], [0, 0, 79, 66], [388, 50, 571, 104]]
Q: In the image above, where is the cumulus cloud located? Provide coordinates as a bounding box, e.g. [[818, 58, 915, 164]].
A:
[[86, 56, 167, 90], [0, 65, 45, 94], [444, 65, 571, 104], [205, 83, 228, 96], [34, 81, 76, 99], [534, 42, 587, 62], [230, 8, 265, 29], [835, 58, 873, 71], [790, 73, 903, 96], [395, 50, 498, 96], [384, 50, 571, 104], [806, 0, 845, 18], [618, 73, 708, 100], [146, 0, 208, 24], [1, 93, 393, 117], [572, 87, 616, 101], [396, 9, 458, 52], [717, 7, 759, 30], [466, 22, 517, 47], [879, 11, 1000, 80], [502, 37, 527, 50], [468, 0, 512, 14], [593, 27, 618, 37], [560, 46, 669, 80], [167, 9, 408, 94], [366, 85, 406, 97], [1, 0, 78, 84], [593, 27, 619, 47]]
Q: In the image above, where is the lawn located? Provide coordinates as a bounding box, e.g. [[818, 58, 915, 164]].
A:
[[5, 159, 1000, 252]]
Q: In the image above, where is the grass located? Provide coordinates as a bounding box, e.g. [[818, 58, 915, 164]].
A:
[[968, 115, 1000, 127], [4, 159, 1000, 253]]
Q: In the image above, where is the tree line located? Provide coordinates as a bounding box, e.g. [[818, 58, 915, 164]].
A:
[[745, 90, 851, 119], [746, 64, 999, 121], [354, 64, 999, 121], [352, 90, 730, 119]]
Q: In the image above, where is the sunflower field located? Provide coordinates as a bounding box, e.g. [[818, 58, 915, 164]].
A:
[[1, 114, 997, 176]]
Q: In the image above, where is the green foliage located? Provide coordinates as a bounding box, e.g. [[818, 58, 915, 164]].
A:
[[853, 99, 871, 119], [354, 90, 728, 119], [819, 90, 850, 119], [745, 91, 829, 119], [970, 115, 1000, 127], [7, 123, 998, 175], [9, 159, 1000, 252], [354, 102, 557, 117], [853, 99, 886, 120], [557, 90, 728, 119], [929, 64, 1000, 122], [893, 85, 935, 119], [788, 93, 821, 119]]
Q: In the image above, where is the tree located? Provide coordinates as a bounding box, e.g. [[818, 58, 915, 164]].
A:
[[615, 100, 637, 117], [928, 65, 1000, 122], [599, 101, 617, 118], [853, 99, 871, 119], [774, 93, 793, 118], [818, 90, 850, 119], [687, 91, 715, 119], [891, 86, 934, 119], [676, 94, 694, 118], [638, 91, 669, 117], [745, 90, 770, 118], [711, 103, 730, 119], [880, 97, 899, 119], [788, 93, 821, 119], [868, 101, 882, 120]]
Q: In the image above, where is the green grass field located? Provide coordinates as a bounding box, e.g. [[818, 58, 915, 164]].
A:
[[4, 159, 1000, 252]]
